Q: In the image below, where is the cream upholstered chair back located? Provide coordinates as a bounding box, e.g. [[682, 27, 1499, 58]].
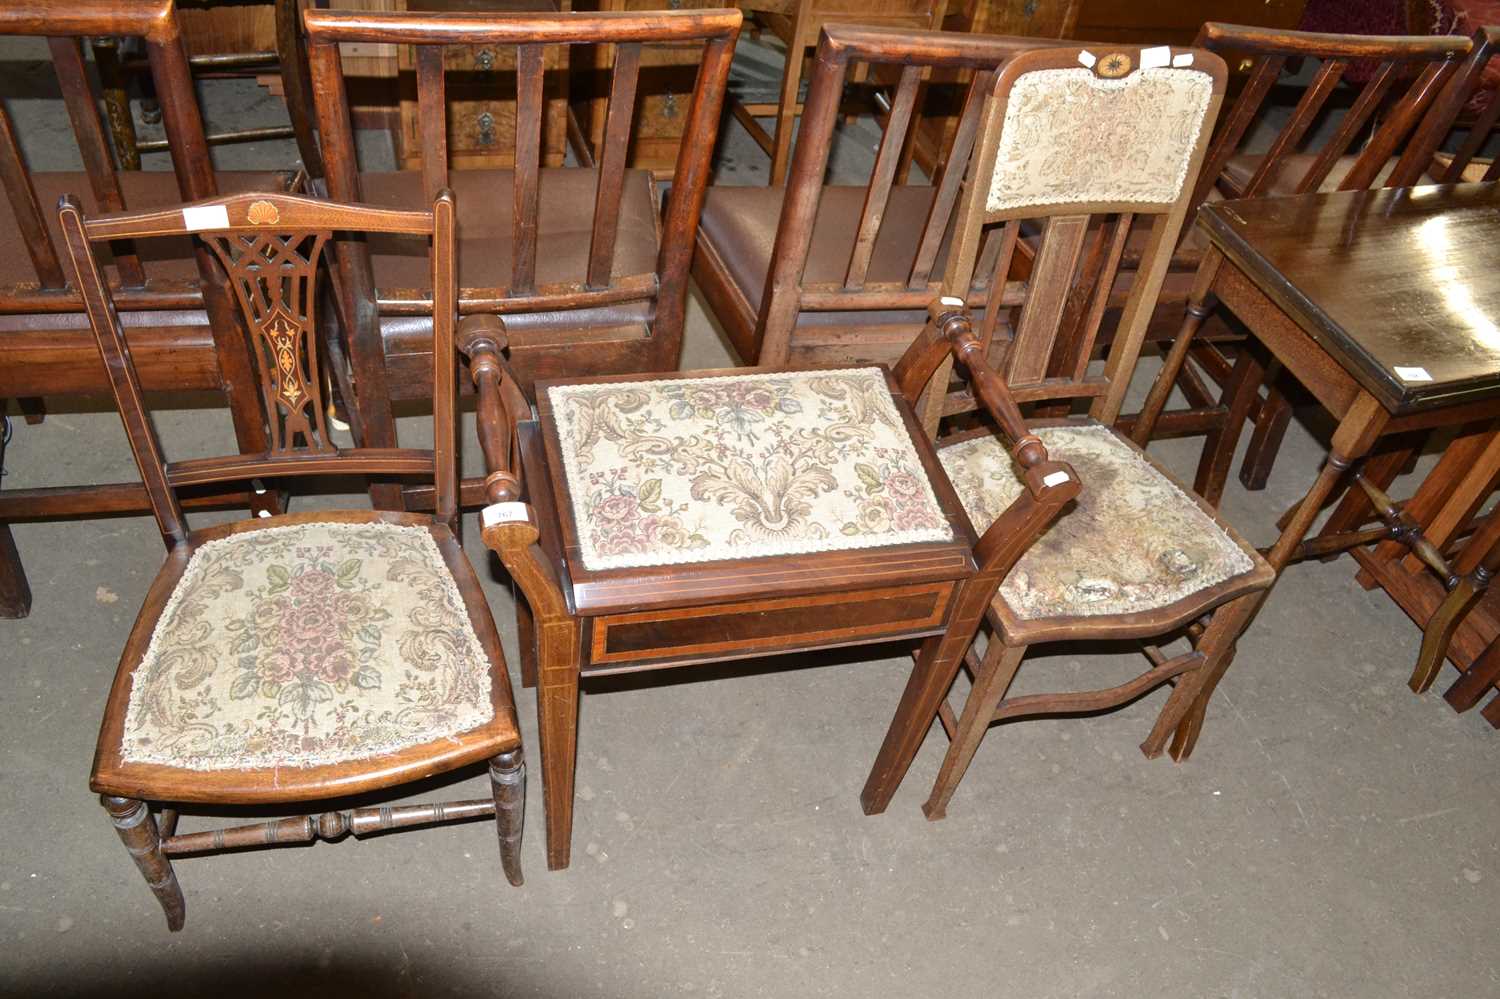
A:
[[941, 45, 1227, 425]]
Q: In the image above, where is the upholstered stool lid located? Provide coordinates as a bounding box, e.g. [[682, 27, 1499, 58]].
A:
[[547, 368, 953, 570]]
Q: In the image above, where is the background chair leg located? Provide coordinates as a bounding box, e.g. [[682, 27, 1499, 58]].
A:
[[922, 642, 1027, 821], [490, 748, 525, 887], [0, 524, 31, 619], [1239, 374, 1292, 491], [101, 796, 185, 932]]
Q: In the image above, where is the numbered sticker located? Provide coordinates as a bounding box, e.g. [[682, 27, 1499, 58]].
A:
[[481, 502, 530, 528], [1394, 366, 1433, 383], [182, 204, 229, 231], [1043, 470, 1072, 487]]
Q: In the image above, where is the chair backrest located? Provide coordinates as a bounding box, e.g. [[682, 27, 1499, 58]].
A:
[[943, 44, 1226, 426], [754, 25, 1070, 367], [1391, 27, 1500, 186], [0, 0, 217, 306], [299, 7, 739, 332], [59, 191, 460, 547], [1189, 22, 1470, 209]]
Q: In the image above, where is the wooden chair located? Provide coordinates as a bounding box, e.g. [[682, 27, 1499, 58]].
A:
[[60, 190, 525, 930], [859, 45, 1277, 821], [694, 25, 1060, 374], [728, 0, 950, 185], [1122, 23, 1471, 506], [1390, 26, 1500, 186], [0, 0, 302, 619], [290, 6, 740, 516]]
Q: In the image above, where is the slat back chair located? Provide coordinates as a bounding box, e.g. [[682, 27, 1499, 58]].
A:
[[0, 0, 297, 619], [60, 190, 525, 931], [297, 7, 741, 505], [1124, 23, 1472, 502], [1391, 26, 1500, 187], [860, 45, 1277, 823], [693, 25, 1064, 373]]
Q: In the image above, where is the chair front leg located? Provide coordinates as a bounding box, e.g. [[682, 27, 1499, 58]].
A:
[[481, 508, 582, 872], [101, 796, 185, 932], [489, 748, 526, 886], [923, 640, 1027, 820], [535, 616, 584, 871], [1159, 593, 1262, 762]]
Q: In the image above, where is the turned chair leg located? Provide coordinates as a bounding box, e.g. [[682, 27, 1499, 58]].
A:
[[101, 796, 185, 932], [489, 749, 525, 887], [923, 642, 1027, 821], [0, 524, 31, 619]]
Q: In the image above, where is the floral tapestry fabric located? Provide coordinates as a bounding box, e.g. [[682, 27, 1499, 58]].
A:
[[986, 66, 1213, 212], [939, 424, 1254, 620], [548, 368, 953, 570], [120, 521, 494, 771]]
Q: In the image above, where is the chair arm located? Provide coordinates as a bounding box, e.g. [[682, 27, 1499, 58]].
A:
[[456, 314, 531, 505]]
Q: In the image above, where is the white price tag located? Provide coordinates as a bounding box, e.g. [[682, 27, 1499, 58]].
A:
[[1076, 50, 1097, 68], [1394, 366, 1433, 382], [481, 502, 530, 528], [1140, 45, 1171, 70], [181, 204, 229, 231], [1171, 52, 1194, 68], [1043, 470, 1071, 487]]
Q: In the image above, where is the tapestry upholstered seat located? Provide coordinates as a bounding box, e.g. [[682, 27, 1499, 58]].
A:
[[938, 422, 1257, 622], [116, 519, 496, 772], [546, 367, 954, 571]]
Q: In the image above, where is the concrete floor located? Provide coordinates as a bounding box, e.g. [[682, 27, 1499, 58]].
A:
[[2, 39, 1499, 999]]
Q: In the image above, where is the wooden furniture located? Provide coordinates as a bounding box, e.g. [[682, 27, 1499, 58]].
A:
[[396, 0, 571, 171], [96, 0, 297, 171], [574, 0, 727, 178], [729, 0, 950, 185], [61, 189, 525, 931], [860, 45, 1276, 820], [467, 307, 1006, 868], [295, 6, 740, 513], [905, 0, 1080, 175], [1390, 25, 1500, 187], [1133, 184, 1500, 713], [0, 0, 301, 619], [1121, 22, 1472, 506], [693, 25, 1058, 373]]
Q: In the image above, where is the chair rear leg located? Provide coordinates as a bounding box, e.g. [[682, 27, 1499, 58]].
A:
[[1239, 374, 1292, 490], [1166, 594, 1262, 762], [922, 642, 1027, 821], [489, 748, 525, 887], [101, 796, 185, 932]]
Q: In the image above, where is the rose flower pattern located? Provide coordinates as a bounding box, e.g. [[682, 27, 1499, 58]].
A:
[[548, 368, 953, 569], [120, 522, 494, 771]]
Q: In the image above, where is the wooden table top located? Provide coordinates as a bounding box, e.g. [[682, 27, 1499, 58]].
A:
[[1199, 182, 1500, 414]]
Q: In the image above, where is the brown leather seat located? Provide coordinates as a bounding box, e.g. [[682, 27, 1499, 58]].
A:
[[697, 183, 978, 331], [359, 168, 660, 309], [0, 169, 299, 292], [1218, 151, 1407, 199]]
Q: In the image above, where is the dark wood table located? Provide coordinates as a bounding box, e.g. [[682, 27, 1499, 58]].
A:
[[1136, 182, 1500, 718]]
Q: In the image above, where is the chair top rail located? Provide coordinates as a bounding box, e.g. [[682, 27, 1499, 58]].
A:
[[0, 0, 178, 41], [1198, 21, 1471, 61], [79, 191, 436, 244], [303, 7, 741, 46], [817, 22, 1068, 69]]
